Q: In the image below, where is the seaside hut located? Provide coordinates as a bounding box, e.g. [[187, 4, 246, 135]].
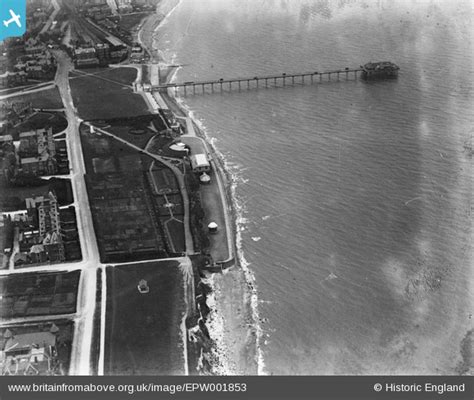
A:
[[208, 222, 218, 234], [200, 172, 211, 184]]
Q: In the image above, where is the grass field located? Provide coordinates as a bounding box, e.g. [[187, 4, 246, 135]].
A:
[[105, 261, 187, 375], [98, 115, 166, 149], [15, 112, 68, 134], [12, 86, 64, 109], [69, 67, 149, 120], [117, 12, 149, 32]]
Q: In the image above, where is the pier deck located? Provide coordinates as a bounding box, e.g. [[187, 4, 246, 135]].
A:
[[151, 68, 364, 95]]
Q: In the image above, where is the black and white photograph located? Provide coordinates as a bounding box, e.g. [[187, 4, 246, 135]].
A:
[[0, 0, 472, 398]]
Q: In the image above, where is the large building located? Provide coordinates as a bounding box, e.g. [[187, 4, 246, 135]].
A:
[[19, 127, 55, 158], [17, 192, 66, 264], [1, 331, 57, 375], [37, 191, 61, 237], [18, 127, 57, 176], [25, 38, 46, 56], [20, 153, 57, 176]]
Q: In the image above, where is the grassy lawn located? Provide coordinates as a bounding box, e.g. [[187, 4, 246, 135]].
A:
[[164, 218, 185, 254], [69, 67, 150, 120], [105, 261, 187, 375], [12, 86, 64, 109], [116, 13, 149, 32], [14, 112, 68, 134], [101, 115, 164, 149]]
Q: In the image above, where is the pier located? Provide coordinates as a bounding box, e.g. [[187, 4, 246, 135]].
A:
[[151, 68, 364, 96]]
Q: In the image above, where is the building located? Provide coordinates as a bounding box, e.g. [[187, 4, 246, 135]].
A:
[[94, 43, 110, 62], [73, 47, 99, 68], [19, 192, 65, 264], [38, 192, 61, 237], [117, 0, 133, 12], [2, 331, 56, 375], [361, 61, 399, 79], [0, 71, 27, 88], [18, 128, 57, 176], [25, 38, 46, 56], [190, 154, 211, 173], [0, 135, 13, 153], [19, 127, 55, 158], [20, 154, 57, 176]]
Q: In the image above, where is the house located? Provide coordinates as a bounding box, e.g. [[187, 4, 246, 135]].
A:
[[25, 38, 46, 56], [20, 153, 57, 176], [0, 71, 27, 88], [2, 331, 56, 374]]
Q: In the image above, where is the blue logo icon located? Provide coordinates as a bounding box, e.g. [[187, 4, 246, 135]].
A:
[[0, 0, 26, 41]]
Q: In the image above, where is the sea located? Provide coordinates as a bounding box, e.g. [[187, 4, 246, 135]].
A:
[[153, 0, 473, 374]]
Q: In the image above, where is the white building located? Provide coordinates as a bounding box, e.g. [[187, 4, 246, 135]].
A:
[[190, 154, 210, 173]]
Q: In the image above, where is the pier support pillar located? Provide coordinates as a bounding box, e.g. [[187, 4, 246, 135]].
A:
[[238, 81, 241, 90], [220, 82, 223, 92], [292, 76, 295, 84], [265, 78, 268, 88], [193, 84, 196, 95], [302, 75, 304, 84], [247, 80, 250, 89], [184, 86, 187, 96], [320, 74, 322, 82], [274, 77, 277, 85]]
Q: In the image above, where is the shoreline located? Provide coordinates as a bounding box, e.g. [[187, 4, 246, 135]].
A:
[[161, 81, 260, 376], [140, 1, 261, 375]]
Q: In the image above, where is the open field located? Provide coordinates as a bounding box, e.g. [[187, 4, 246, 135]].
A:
[[104, 261, 187, 375], [116, 13, 149, 32], [8, 87, 64, 110], [69, 68, 149, 120], [0, 270, 81, 319], [94, 114, 167, 149], [14, 112, 68, 135]]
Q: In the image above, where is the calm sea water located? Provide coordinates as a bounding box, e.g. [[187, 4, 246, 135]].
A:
[[154, 0, 473, 374]]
